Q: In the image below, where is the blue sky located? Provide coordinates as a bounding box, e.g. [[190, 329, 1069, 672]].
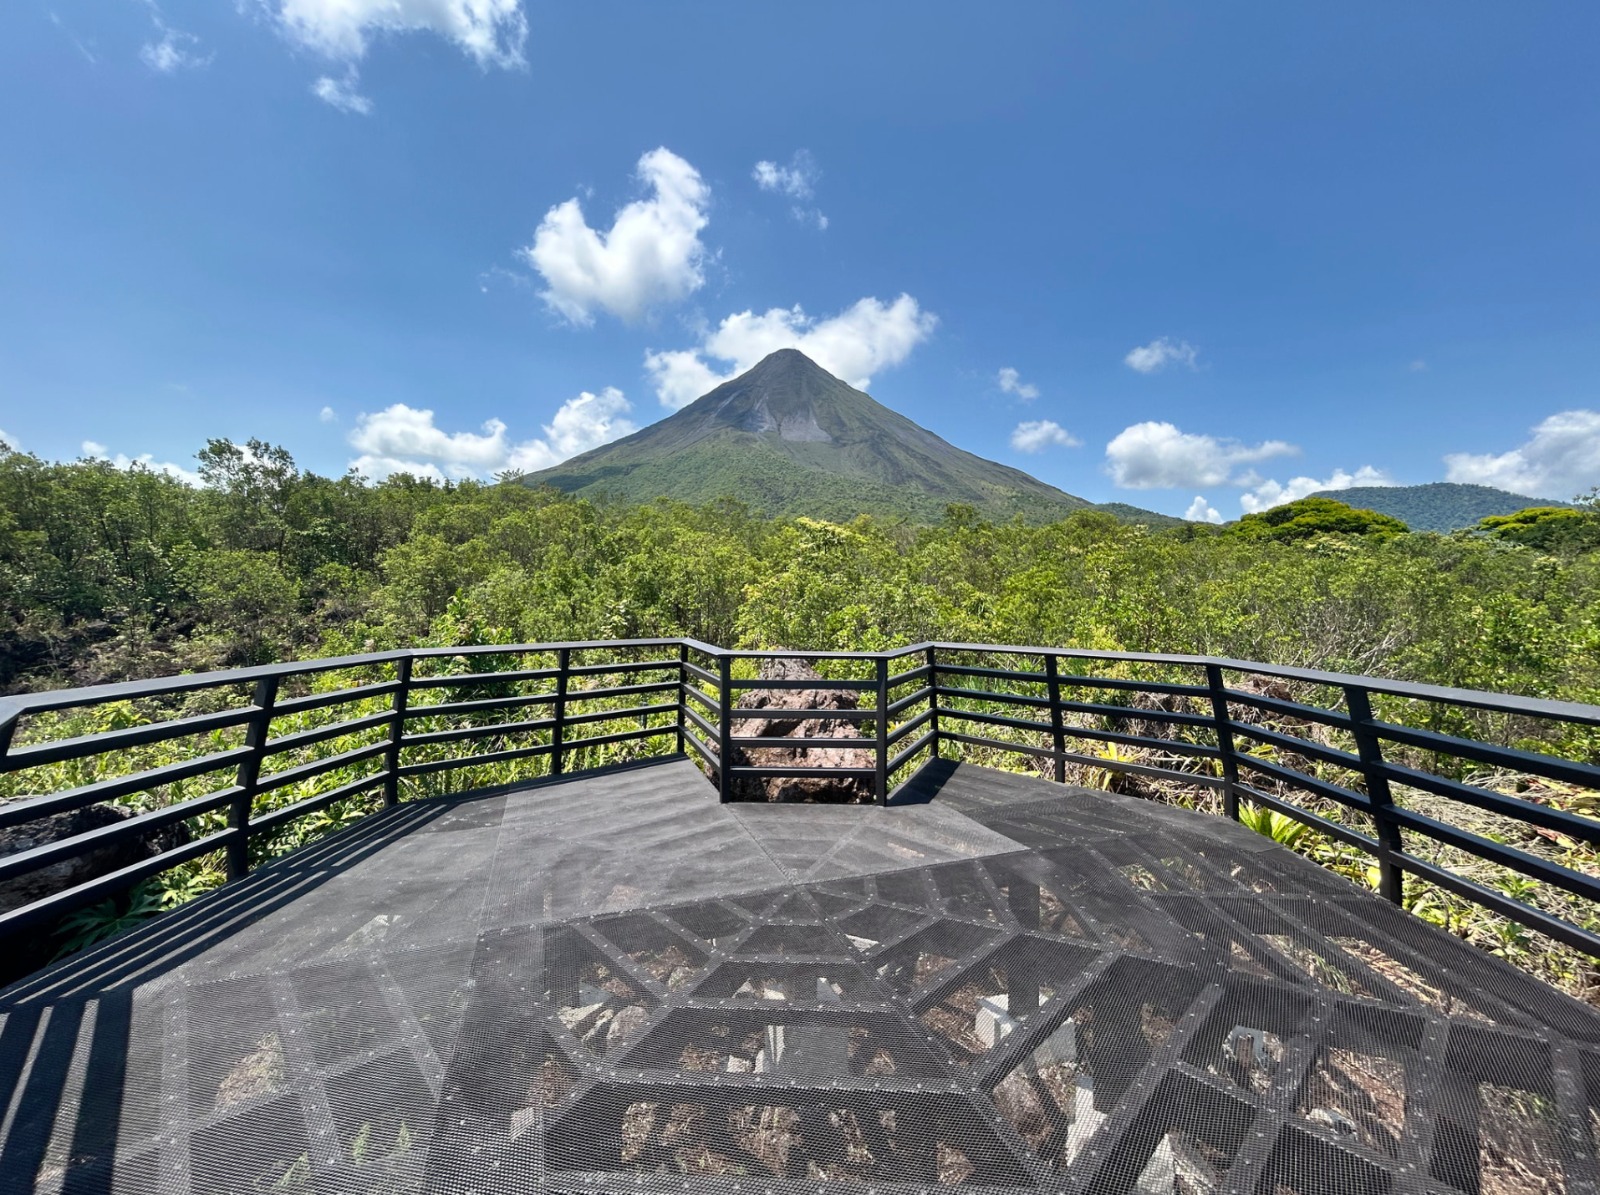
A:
[[2, 3, 1597, 520]]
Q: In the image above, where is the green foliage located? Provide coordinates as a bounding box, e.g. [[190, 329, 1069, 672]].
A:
[[1306, 482, 1578, 533], [1478, 506, 1600, 554], [1228, 497, 1409, 541]]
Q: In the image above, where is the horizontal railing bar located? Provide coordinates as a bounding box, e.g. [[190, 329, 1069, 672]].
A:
[[1056, 674, 1212, 699], [682, 704, 719, 743], [725, 707, 878, 723], [273, 680, 404, 717], [251, 773, 386, 833], [397, 742, 551, 778], [1236, 754, 1375, 812], [263, 710, 393, 756], [1220, 688, 1356, 731], [1234, 783, 1383, 854], [934, 663, 1048, 686], [0, 747, 255, 830], [936, 707, 1223, 758], [1396, 851, 1600, 959], [927, 706, 1052, 737], [256, 741, 390, 794], [404, 718, 554, 747], [731, 677, 874, 692], [723, 765, 877, 779], [1378, 761, 1600, 845], [565, 680, 680, 704], [0, 785, 242, 884], [404, 691, 556, 719], [562, 725, 674, 753], [681, 659, 720, 687], [888, 730, 937, 775], [938, 686, 1217, 729], [3, 706, 259, 770], [682, 684, 719, 714], [0, 829, 240, 938], [564, 702, 679, 728], [936, 730, 1222, 789], [886, 686, 933, 717], [729, 736, 873, 750], [939, 729, 1056, 761], [410, 637, 709, 657], [886, 707, 935, 748], [408, 667, 558, 690], [681, 728, 718, 770], [1226, 722, 1365, 771], [566, 659, 678, 679], [887, 664, 931, 688], [935, 684, 1052, 709], [1387, 806, 1600, 904], [1371, 721, 1600, 790]]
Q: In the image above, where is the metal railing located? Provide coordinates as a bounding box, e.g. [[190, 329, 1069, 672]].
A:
[[3, 639, 1599, 960]]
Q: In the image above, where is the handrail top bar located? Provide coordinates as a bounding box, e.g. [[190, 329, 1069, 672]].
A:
[[5, 637, 1599, 730]]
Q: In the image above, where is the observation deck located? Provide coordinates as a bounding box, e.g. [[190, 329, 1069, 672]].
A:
[[2, 640, 1599, 1194]]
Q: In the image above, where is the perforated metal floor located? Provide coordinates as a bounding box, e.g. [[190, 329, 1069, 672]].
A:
[[3, 758, 1598, 1195]]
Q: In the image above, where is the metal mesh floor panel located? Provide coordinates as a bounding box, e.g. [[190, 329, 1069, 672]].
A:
[[3, 756, 1598, 1195]]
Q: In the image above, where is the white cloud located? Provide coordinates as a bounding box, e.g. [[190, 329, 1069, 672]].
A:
[[644, 294, 937, 409], [0, 428, 21, 451], [997, 367, 1039, 401], [1443, 410, 1600, 500], [1239, 466, 1393, 513], [269, 0, 527, 67], [1185, 496, 1223, 524], [1409, 359, 1428, 372], [1105, 421, 1297, 489], [319, 406, 337, 423], [522, 148, 710, 325], [1010, 420, 1079, 453], [311, 68, 373, 114], [347, 389, 636, 480], [82, 440, 202, 486], [753, 151, 827, 230], [140, 24, 208, 72], [1124, 337, 1199, 374]]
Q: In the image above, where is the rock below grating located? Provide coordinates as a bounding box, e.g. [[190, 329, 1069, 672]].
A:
[[724, 657, 874, 803]]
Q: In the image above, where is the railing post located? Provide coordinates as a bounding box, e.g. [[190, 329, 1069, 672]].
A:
[[228, 674, 279, 883], [875, 656, 890, 806], [1345, 685, 1405, 905], [676, 643, 688, 756], [551, 648, 570, 776], [383, 655, 412, 808], [717, 653, 734, 803], [924, 645, 940, 760], [1205, 664, 1241, 821], [1044, 653, 1067, 784]]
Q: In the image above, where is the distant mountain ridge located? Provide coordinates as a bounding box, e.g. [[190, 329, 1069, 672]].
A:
[[521, 349, 1177, 525], [1310, 482, 1573, 532]]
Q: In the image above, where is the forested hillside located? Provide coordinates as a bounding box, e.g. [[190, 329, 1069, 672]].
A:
[[4, 439, 1598, 709]]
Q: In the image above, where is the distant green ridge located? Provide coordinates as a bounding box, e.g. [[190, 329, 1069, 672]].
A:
[[1307, 482, 1574, 532], [521, 349, 1164, 525]]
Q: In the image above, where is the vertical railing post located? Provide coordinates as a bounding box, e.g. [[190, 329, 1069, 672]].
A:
[[874, 656, 890, 806], [551, 647, 571, 776], [675, 643, 688, 756], [717, 653, 734, 803], [383, 655, 412, 808], [1044, 653, 1067, 784], [924, 645, 940, 760], [1345, 685, 1405, 905], [228, 673, 279, 883], [1205, 664, 1241, 821]]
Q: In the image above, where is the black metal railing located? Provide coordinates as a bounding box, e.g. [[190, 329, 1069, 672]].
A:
[[3, 639, 1599, 960]]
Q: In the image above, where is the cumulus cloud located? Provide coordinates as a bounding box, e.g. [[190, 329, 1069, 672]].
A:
[[997, 367, 1039, 401], [1239, 466, 1393, 513], [644, 294, 938, 409], [1105, 421, 1297, 489], [522, 148, 710, 326], [269, 0, 527, 67], [1443, 410, 1600, 500], [319, 406, 337, 423], [311, 68, 373, 114], [347, 389, 636, 481], [140, 25, 208, 72], [82, 440, 203, 486], [1185, 496, 1223, 524], [1124, 337, 1199, 374], [753, 151, 827, 230], [1010, 420, 1079, 453]]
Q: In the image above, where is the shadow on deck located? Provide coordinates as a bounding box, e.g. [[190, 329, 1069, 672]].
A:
[[3, 757, 1598, 1194]]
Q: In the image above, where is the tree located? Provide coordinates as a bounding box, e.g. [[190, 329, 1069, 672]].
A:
[[1229, 497, 1408, 542]]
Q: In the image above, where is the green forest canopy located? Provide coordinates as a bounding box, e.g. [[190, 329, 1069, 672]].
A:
[[2, 438, 1598, 709]]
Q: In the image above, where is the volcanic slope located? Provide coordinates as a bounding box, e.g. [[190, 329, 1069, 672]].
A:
[[521, 349, 1166, 524]]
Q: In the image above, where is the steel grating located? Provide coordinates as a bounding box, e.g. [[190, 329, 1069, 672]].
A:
[[2, 756, 1599, 1195]]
